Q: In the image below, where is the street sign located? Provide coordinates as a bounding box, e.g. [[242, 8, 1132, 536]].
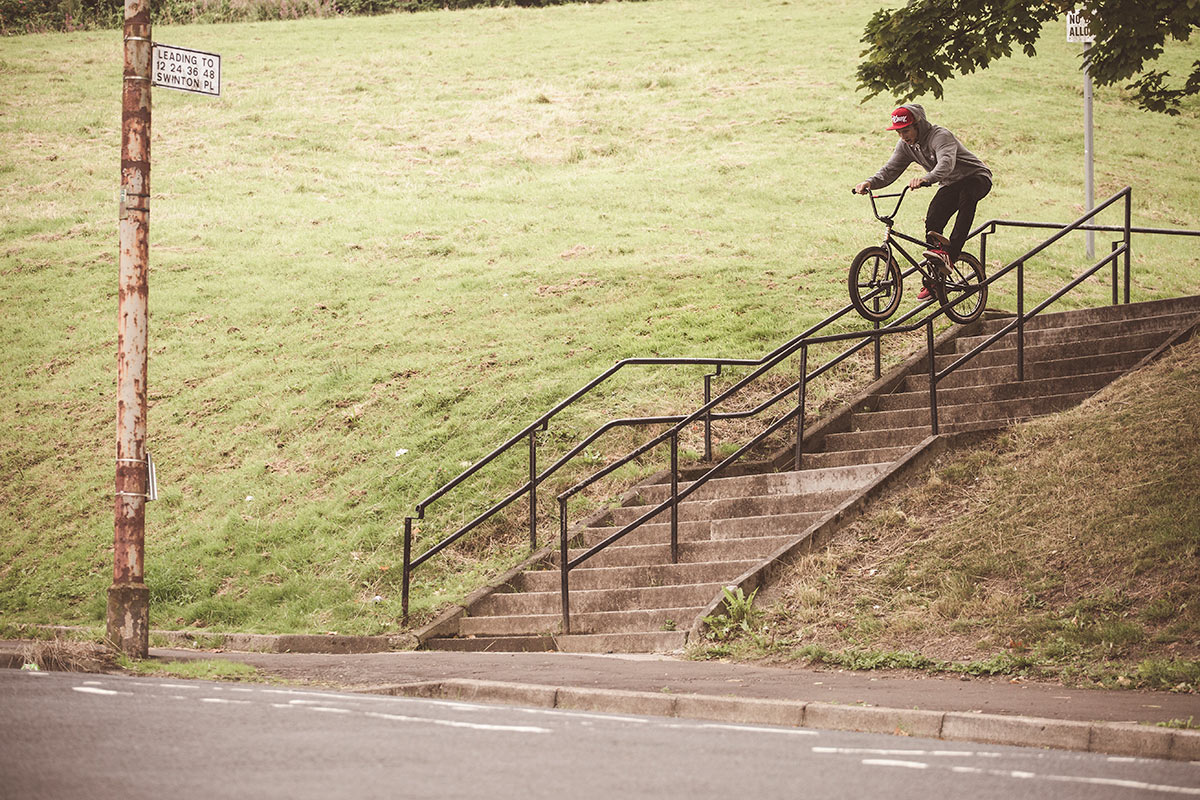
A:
[[1066, 10, 1094, 43], [152, 44, 221, 96]]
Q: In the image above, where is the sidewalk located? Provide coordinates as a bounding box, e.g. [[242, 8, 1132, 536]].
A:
[[5, 639, 1196, 761]]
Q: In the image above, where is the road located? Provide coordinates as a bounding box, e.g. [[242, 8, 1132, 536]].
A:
[[2, 670, 1197, 799]]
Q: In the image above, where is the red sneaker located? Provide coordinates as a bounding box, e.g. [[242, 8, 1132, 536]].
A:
[[917, 286, 933, 300]]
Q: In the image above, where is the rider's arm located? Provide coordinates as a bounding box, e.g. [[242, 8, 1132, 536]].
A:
[[863, 141, 914, 191], [920, 129, 959, 185]]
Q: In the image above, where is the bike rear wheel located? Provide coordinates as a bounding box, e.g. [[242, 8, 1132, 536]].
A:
[[848, 246, 903, 322], [935, 252, 987, 324]]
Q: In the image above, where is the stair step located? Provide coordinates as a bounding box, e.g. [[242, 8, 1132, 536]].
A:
[[975, 298, 1200, 337], [821, 425, 929, 452], [555, 534, 798, 568], [958, 311, 1191, 352], [556, 630, 688, 653], [458, 606, 703, 637], [516, 559, 759, 593], [797, 449, 909, 470], [474, 582, 722, 617], [579, 510, 829, 548], [423, 635, 557, 653], [602, 489, 854, 527], [902, 348, 1147, 392], [937, 329, 1169, 370], [866, 371, 1123, 413], [631, 464, 890, 505]]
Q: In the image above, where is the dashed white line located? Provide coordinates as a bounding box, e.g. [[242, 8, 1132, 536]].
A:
[[863, 759, 929, 770], [814, 746, 999, 758], [362, 711, 550, 734], [863, 758, 1200, 795], [72, 686, 125, 696]]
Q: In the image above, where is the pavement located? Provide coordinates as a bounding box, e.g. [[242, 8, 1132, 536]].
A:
[[3, 637, 1198, 762]]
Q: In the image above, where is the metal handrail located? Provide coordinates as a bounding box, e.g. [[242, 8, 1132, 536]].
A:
[[400, 283, 917, 618], [555, 187, 1200, 633]]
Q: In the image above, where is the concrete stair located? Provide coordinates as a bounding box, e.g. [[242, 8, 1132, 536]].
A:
[[421, 295, 1200, 654]]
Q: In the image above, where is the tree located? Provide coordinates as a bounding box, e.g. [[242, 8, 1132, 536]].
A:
[[856, 0, 1200, 114]]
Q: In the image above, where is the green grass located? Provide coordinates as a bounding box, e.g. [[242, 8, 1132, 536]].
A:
[[692, 336, 1200, 690], [117, 655, 261, 681], [1, 0, 1198, 635]]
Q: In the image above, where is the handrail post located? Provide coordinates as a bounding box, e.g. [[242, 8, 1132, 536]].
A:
[[670, 432, 679, 564], [872, 321, 881, 380], [703, 371, 714, 462], [979, 228, 988, 271], [528, 430, 537, 550], [1111, 240, 1119, 305], [1017, 261, 1025, 382], [1123, 189, 1132, 304], [559, 497, 570, 635], [926, 319, 939, 435], [402, 517, 412, 624], [794, 345, 808, 471]]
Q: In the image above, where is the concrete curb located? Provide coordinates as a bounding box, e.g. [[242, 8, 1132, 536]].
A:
[[15, 625, 418, 654], [361, 677, 1200, 763]]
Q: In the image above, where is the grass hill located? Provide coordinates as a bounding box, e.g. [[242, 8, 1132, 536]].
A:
[[693, 334, 1200, 692], [1, 0, 1198, 638]]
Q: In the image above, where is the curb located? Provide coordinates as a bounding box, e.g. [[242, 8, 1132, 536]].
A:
[[360, 677, 1200, 763], [15, 626, 417, 655]]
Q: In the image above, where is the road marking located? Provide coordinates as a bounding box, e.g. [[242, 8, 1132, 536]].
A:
[[865, 758, 1200, 795], [863, 759, 929, 770], [308, 706, 352, 714], [200, 697, 251, 705], [363, 711, 549, 734], [158, 683, 201, 690], [814, 746, 1000, 758], [72, 686, 125, 696]]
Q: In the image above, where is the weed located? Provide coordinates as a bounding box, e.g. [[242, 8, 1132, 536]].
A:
[[702, 586, 761, 642]]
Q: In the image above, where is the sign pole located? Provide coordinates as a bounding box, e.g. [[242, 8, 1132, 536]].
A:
[[109, 0, 152, 658], [1083, 41, 1095, 259]]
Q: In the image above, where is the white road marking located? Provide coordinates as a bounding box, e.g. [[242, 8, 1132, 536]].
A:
[[72, 686, 124, 696], [814, 746, 999, 758], [363, 711, 549, 734], [308, 706, 352, 714], [863, 759, 928, 770], [200, 697, 251, 705], [866, 758, 1200, 795]]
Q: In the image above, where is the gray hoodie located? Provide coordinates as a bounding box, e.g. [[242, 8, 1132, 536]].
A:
[[866, 104, 992, 189]]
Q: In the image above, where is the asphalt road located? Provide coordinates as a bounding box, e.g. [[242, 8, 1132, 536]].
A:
[[2, 670, 1198, 800]]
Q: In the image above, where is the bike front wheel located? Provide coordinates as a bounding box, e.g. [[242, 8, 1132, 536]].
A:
[[848, 246, 903, 322], [935, 252, 987, 324]]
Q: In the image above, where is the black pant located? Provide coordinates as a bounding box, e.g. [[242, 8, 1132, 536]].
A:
[[925, 174, 992, 261]]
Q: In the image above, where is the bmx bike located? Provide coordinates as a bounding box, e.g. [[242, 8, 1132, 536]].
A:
[[848, 185, 987, 324]]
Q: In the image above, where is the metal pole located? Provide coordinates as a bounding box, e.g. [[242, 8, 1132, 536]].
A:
[[1083, 42, 1095, 260], [703, 371, 713, 462], [108, 0, 152, 659], [559, 498, 570, 635], [402, 518, 412, 623], [793, 346, 807, 471], [669, 432, 678, 565], [926, 320, 939, 435], [528, 430, 536, 550], [1124, 189, 1132, 304], [1017, 262, 1025, 382]]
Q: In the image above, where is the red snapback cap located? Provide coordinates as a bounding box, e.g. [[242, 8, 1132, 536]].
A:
[[886, 107, 914, 130]]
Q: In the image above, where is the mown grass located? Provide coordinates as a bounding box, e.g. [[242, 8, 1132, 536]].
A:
[[692, 336, 1200, 690], [1, 0, 1198, 636]]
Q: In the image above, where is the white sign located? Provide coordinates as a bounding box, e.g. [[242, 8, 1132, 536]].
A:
[[1066, 10, 1094, 43], [153, 44, 221, 96]]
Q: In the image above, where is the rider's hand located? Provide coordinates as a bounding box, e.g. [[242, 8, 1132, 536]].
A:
[[908, 176, 927, 190], [854, 182, 871, 195]]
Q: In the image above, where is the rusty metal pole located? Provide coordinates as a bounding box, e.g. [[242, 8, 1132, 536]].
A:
[[108, 0, 152, 658]]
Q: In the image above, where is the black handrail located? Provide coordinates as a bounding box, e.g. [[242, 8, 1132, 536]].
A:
[[400, 276, 927, 618], [404, 184, 1199, 626], [554, 187, 1200, 633]]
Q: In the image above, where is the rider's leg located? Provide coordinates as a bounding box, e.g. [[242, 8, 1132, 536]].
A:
[[945, 175, 993, 261], [924, 184, 960, 248]]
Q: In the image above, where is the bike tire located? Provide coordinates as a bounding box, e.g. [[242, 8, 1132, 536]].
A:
[[848, 246, 903, 322], [936, 252, 987, 324]]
